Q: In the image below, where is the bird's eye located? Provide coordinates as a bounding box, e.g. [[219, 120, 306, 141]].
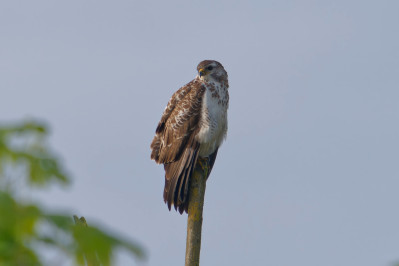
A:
[[207, 66, 213, 71]]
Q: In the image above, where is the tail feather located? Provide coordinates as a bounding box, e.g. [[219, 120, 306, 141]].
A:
[[163, 143, 199, 214], [177, 148, 199, 213]]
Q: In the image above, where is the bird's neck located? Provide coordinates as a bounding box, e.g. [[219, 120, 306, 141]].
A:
[[197, 75, 229, 88]]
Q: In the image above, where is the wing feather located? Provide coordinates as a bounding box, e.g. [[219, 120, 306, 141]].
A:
[[150, 79, 203, 163], [150, 79, 205, 213]]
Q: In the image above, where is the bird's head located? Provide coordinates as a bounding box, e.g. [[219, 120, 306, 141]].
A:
[[197, 60, 228, 83]]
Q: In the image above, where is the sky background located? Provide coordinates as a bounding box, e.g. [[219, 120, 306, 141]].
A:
[[1, 0, 399, 265]]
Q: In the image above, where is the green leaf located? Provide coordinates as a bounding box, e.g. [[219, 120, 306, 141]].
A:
[[0, 120, 69, 188], [72, 216, 146, 265]]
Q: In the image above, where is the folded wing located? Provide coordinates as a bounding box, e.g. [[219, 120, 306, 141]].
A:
[[150, 80, 206, 213]]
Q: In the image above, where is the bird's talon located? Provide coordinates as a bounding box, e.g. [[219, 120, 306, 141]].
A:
[[197, 157, 209, 176]]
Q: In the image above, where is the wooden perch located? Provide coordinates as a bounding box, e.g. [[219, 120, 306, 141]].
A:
[[185, 158, 208, 266]]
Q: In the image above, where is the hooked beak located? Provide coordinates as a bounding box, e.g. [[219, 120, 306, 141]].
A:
[[199, 68, 206, 77]]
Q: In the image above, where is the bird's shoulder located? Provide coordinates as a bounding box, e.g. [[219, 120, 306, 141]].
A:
[[156, 78, 205, 133]]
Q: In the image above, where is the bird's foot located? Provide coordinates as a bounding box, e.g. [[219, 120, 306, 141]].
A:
[[197, 157, 209, 177]]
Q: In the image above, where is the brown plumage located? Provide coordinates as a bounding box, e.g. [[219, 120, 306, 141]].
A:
[[151, 60, 229, 214]]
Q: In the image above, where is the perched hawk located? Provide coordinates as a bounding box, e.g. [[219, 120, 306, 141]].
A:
[[150, 60, 229, 214]]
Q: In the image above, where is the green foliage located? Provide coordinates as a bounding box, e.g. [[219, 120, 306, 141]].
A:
[[0, 120, 68, 187], [71, 215, 144, 265], [0, 192, 42, 265], [0, 120, 145, 265]]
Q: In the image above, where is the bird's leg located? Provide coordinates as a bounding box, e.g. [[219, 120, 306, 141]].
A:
[[197, 157, 209, 178]]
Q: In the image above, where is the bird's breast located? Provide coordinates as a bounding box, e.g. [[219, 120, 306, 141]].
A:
[[196, 82, 229, 157]]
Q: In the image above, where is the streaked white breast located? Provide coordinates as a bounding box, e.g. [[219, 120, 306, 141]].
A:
[[196, 83, 228, 157]]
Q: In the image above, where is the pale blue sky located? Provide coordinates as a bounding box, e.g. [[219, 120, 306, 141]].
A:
[[1, 1, 399, 265]]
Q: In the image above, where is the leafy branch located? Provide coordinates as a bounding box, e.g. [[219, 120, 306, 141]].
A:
[[0, 119, 145, 265]]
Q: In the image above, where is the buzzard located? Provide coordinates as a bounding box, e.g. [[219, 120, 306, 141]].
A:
[[150, 60, 229, 214]]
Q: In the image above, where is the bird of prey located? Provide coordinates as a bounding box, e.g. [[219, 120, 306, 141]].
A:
[[150, 60, 229, 214]]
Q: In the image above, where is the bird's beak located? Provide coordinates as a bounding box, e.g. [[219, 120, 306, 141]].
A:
[[199, 68, 206, 77]]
